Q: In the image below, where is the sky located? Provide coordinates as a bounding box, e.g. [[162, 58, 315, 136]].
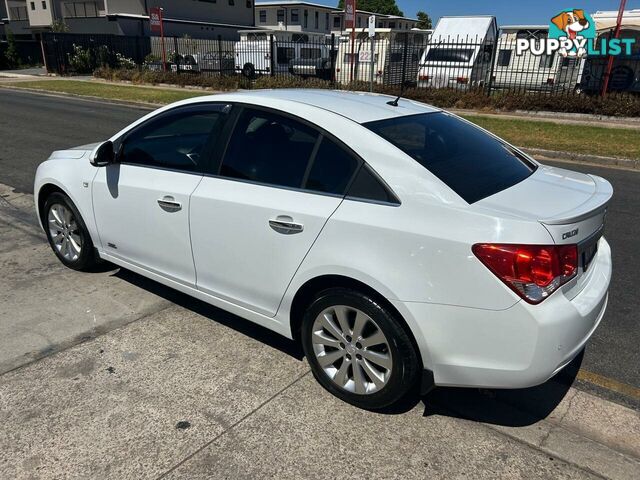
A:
[[302, 0, 640, 24]]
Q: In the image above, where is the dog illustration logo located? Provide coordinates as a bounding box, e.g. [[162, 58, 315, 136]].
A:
[[549, 9, 596, 57]]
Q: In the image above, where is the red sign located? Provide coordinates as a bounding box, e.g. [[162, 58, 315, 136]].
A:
[[345, 0, 356, 30], [149, 7, 163, 34]]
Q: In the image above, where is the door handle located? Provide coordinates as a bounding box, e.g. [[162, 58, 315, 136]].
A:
[[269, 216, 304, 235], [157, 196, 182, 212]]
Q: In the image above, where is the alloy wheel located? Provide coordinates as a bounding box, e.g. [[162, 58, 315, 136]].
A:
[[48, 203, 82, 262], [311, 305, 393, 395]]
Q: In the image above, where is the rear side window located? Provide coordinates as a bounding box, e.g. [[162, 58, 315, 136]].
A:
[[347, 165, 399, 204], [305, 137, 359, 195], [220, 108, 318, 188], [364, 112, 536, 204]]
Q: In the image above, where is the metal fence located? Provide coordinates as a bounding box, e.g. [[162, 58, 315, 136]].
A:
[[41, 31, 640, 96]]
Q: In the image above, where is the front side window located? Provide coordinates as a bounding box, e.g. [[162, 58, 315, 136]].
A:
[[277, 47, 295, 64], [365, 113, 536, 203], [301, 48, 321, 59], [220, 109, 318, 188], [120, 106, 227, 172]]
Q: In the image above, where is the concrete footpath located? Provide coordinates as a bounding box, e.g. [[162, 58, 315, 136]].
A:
[[1, 184, 639, 479]]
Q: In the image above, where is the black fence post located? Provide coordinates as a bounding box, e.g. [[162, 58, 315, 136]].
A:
[[330, 33, 336, 86], [486, 38, 497, 97], [269, 34, 275, 77], [216, 35, 222, 76], [173, 36, 179, 74], [400, 31, 409, 95]]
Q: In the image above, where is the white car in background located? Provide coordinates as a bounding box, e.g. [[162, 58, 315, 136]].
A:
[[34, 90, 612, 410]]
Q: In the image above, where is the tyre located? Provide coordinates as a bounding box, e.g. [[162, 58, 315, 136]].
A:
[[43, 191, 98, 271], [242, 63, 256, 79], [301, 288, 420, 410]]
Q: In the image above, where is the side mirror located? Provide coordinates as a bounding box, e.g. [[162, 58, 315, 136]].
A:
[[90, 141, 115, 167]]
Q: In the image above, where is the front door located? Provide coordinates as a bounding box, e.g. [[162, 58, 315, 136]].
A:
[[92, 103, 230, 287], [190, 106, 361, 316]]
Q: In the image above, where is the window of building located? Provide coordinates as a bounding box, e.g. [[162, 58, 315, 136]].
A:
[[228, 0, 235, 5], [259, 10, 266, 23], [325, 12, 329, 31], [303, 10, 308, 28], [497, 49, 512, 67], [30, 2, 35, 10], [246, 0, 252, 7], [277, 9, 284, 23], [357, 16, 361, 27], [333, 16, 341, 28], [389, 22, 396, 28], [42, 1, 47, 9], [291, 9, 299, 23], [315, 11, 319, 29]]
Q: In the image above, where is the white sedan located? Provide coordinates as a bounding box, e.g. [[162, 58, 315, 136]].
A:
[[34, 90, 612, 409]]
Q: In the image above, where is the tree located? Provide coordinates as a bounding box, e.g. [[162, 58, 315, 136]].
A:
[[4, 30, 20, 69], [337, 0, 403, 17], [51, 20, 70, 33], [416, 11, 433, 30]]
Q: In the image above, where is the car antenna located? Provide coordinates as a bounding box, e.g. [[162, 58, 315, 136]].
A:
[[387, 95, 401, 107]]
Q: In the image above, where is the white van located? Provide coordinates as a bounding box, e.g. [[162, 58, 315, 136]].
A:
[[235, 29, 330, 78], [491, 26, 584, 92], [417, 16, 497, 89], [334, 28, 431, 85]]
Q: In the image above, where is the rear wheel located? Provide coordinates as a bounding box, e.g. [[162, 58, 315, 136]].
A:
[[242, 63, 256, 79], [43, 192, 98, 271], [301, 288, 420, 410]]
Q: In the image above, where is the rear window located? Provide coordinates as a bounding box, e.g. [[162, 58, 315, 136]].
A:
[[364, 112, 536, 203], [425, 48, 474, 63]]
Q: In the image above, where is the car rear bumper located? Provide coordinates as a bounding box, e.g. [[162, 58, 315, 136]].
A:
[[392, 237, 611, 389]]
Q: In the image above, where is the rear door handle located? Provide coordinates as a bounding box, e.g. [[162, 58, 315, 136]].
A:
[[269, 216, 304, 235], [157, 196, 182, 212]]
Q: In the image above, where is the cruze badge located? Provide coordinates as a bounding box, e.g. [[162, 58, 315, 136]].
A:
[[562, 228, 579, 240]]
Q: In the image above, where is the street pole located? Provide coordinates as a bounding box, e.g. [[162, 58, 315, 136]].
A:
[[369, 15, 375, 92], [601, 0, 627, 96]]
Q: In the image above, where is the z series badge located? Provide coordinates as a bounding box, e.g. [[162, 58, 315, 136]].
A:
[[562, 228, 579, 240]]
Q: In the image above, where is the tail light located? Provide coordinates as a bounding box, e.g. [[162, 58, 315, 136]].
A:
[[472, 244, 578, 304], [419, 75, 430, 81], [456, 77, 469, 84]]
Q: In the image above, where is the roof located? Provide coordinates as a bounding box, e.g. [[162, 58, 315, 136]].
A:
[[432, 16, 497, 42], [204, 89, 440, 124], [331, 9, 418, 22], [500, 25, 549, 30], [592, 9, 640, 31], [255, 1, 335, 10]]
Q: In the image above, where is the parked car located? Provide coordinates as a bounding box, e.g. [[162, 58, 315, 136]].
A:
[[235, 30, 330, 78], [417, 16, 498, 89], [35, 90, 612, 410]]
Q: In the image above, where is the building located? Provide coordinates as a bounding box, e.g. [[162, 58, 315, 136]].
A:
[[254, 1, 417, 34], [2, 0, 255, 40], [254, 1, 333, 33], [330, 8, 418, 33]]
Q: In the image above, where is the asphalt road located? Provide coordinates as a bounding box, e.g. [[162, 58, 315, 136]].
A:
[[1, 88, 639, 392]]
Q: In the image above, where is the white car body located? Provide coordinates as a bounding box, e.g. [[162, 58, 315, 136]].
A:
[[35, 89, 612, 391]]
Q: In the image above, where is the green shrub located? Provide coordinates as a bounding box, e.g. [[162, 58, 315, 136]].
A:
[[92, 68, 640, 117]]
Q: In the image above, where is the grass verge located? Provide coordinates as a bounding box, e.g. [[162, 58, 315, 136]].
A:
[[4, 79, 638, 160]]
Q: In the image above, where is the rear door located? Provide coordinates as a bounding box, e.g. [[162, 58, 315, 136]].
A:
[[190, 106, 361, 316]]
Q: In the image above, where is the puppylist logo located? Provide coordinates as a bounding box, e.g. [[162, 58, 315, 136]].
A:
[[516, 8, 636, 58]]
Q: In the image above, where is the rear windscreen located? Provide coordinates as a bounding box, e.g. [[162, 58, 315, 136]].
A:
[[364, 112, 536, 203], [424, 48, 475, 63]]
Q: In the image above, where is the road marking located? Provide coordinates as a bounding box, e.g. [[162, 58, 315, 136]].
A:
[[578, 369, 640, 400]]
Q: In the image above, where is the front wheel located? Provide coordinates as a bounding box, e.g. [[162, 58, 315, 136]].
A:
[[301, 288, 420, 410], [43, 191, 98, 271]]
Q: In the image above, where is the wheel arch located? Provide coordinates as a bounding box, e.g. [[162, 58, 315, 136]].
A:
[[288, 274, 424, 369], [37, 182, 67, 230]]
